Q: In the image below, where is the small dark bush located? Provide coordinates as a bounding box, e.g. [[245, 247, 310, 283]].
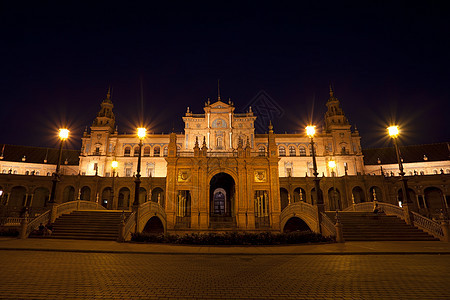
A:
[[131, 231, 334, 245], [0, 229, 19, 237]]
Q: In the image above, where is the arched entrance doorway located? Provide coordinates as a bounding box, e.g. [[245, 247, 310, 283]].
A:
[[283, 217, 312, 233], [210, 172, 235, 217]]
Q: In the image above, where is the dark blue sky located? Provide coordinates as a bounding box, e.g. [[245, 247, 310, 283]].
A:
[[1, 2, 449, 150]]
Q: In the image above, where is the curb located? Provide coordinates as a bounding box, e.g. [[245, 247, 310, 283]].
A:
[[1, 248, 450, 255]]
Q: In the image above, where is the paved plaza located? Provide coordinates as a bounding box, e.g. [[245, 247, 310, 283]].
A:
[[0, 245, 449, 299]]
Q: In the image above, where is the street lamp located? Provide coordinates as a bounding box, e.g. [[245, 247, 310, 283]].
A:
[[388, 125, 412, 221], [328, 160, 337, 210], [49, 128, 69, 204], [111, 160, 118, 209], [306, 125, 324, 212], [133, 127, 146, 206]]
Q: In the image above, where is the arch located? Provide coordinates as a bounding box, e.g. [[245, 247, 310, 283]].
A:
[[139, 187, 147, 204], [124, 146, 131, 157], [80, 186, 91, 201], [397, 188, 417, 209], [163, 146, 168, 157], [279, 202, 320, 233], [32, 187, 49, 207], [328, 187, 341, 210], [283, 217, 312, 233], [424, 187, 445, 215], [209, 172, 235, 217], [352, 186, 365, 203], [151, 187, 165, 208], [369, 186, 383, 202], [133, 146, 140, 157], [62, 186, 75, 203], [293, 187, 306, 202], [101, 187, 112, 209], [143, 146, 151, 157], [310, 187, 323, 205], [278, 145, 286, 156], [8, 186, 27, 207], [143, 216, 164, 234], [118, 187, 131, 209], [280, 188, 289, 211], [153, 146, 160, 157]]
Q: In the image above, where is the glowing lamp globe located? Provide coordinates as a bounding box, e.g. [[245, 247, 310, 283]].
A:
[[59, 129, 69, 140], [111, 160, 118, 170], [388, 126, 399, 137], [306, 126, 316, 138], [328, 160, 336, 169], [137, 127, 147, 139]]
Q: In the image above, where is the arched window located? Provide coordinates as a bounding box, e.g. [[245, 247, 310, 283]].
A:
[[258, 146, 265, 156], [279, 146, 286, 156], [289, 146, 296, 156], [153, 146, 160, 157], [133, 146, 140, 157], [143, 146, 151, 157], [124, 146, 131, 157], [299, 146, 306, 156], [163, 147, 168, 157]]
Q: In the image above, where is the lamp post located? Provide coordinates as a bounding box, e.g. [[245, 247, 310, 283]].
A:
[[49, 129, 69, 204], [306, 126, 324, 212], [133, 127, 146, 206], [111, 160, 118, 209], [328, 160, 337, 210], [388, 125, 413, 223]]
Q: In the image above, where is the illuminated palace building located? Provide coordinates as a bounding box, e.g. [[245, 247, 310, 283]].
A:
[[0, 88, 449, 236]]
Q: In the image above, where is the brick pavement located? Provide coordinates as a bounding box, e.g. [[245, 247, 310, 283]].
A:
[[0, 251, 449, 299]]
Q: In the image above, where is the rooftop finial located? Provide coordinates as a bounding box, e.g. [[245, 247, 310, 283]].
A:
[[268, 120, 273, 133], [329, 83, 334, 97], [107, 86, 111, 99], [217, 79, 221, 101]]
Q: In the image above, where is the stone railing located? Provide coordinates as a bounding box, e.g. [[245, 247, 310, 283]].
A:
[[379, 203, 405, 220], [0, 217, 23, 226], [27, 211, 51, 235], [411, 212, 444, 240], [123, 211, 136, 241], [139, 201, 166, 222], [343, 202, 405, 219], [281, 201, 318, 221], [56, 200, 105, 216], [320, 212, 336, 237]]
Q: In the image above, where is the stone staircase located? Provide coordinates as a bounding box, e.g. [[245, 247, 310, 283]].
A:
[[209, 216, 236, 229], [49, 210, 131, 241], [325, 211, 439, 241]]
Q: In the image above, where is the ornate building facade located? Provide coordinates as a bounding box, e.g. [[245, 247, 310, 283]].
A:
[[0, 88, 449, 233]]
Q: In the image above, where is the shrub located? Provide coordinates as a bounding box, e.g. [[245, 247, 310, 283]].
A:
[[131, 231, 334, 245], [0, 228, 19, 237]]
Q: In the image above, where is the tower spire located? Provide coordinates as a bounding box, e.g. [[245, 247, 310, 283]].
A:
[[217, 79, 221, 101], [107, 86, 111, 100], [329, 83, 334, 97]]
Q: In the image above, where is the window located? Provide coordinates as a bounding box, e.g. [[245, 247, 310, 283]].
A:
[[95, 147, 100, 154], [133, 146, 140, 157], [126, 168, 132, 177], [279, 146, 286, 156], [25, 171, 29, 175], [124, 147, 131, 157], [143, 146, 151, 157], [258, 146, 265, 156], [154, 146, 160, 157], [93, 163, 98, 172], [289, 146, 296, 156], [163, 147, 168, 157], [299, 146, 306, 156], [217, 137, 223, 149]]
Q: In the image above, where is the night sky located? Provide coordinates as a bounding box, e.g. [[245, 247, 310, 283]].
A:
[[1, 2, 449, 150]]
